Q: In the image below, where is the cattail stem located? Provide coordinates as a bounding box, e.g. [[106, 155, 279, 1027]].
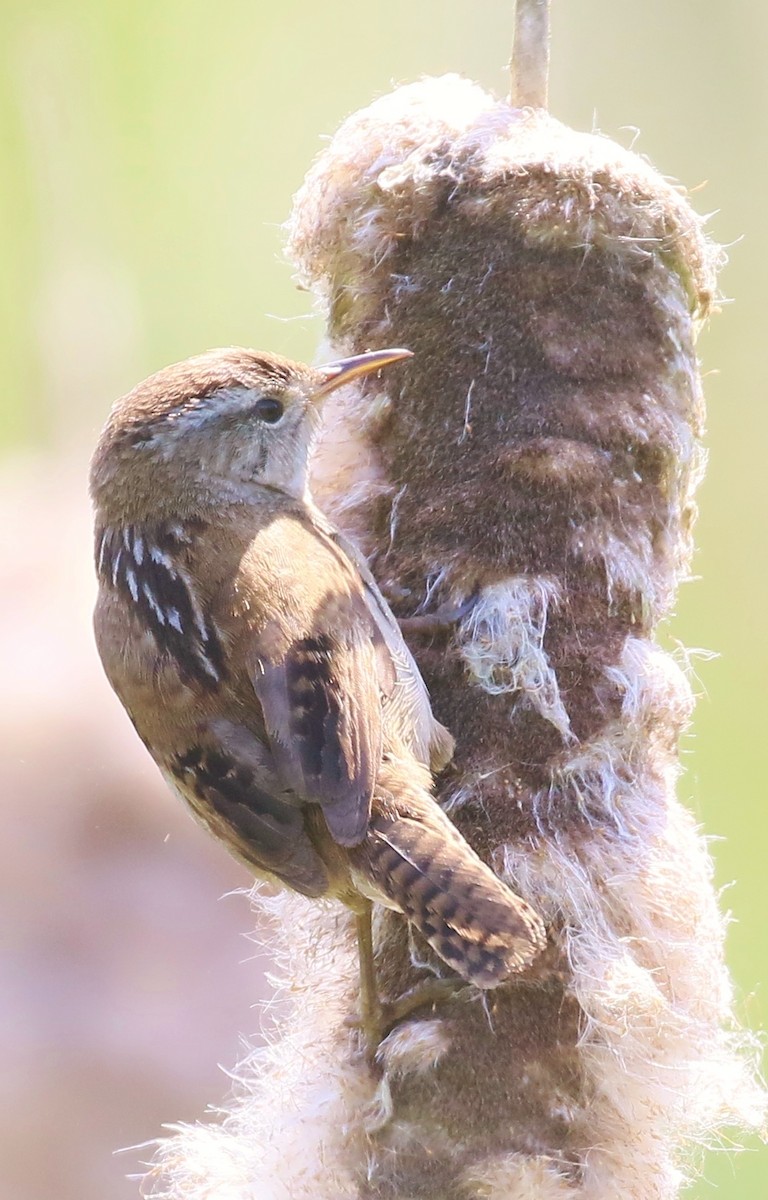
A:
[[510, 0, 550, 108]]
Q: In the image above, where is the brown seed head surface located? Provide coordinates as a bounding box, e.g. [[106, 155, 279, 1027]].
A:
[[289, 75, 761, 1200], [148, 75, 763, 1200]]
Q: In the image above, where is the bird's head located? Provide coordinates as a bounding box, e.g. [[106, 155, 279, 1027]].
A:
[[89, 346, 412, 522]]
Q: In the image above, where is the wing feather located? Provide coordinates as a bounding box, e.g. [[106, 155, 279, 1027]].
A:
[[242, 519, 398, 848], [169, 721, 329, 897]]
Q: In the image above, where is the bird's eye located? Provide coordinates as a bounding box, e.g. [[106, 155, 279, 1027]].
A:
[[253, 396, 284, 424]]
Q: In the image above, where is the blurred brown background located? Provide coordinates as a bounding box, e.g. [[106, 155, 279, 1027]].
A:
[[1, 2, 765, 1197]]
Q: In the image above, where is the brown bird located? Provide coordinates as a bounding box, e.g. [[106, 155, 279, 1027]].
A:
[[89, 346, 546, 1046]]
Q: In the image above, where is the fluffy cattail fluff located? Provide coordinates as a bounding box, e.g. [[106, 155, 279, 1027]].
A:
[[147, 76, 764, 1200]]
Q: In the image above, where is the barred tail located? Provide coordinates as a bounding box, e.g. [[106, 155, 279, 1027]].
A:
[[355, 778, 547, 987]]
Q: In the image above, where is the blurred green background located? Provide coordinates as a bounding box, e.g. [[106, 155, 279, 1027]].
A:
[[1, 0, 764, 1196]]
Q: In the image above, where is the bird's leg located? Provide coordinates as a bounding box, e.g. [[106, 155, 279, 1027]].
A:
[[355, 902, 385, 1056], [352, 906, 465, 1058], [398, 595, 476, 636]]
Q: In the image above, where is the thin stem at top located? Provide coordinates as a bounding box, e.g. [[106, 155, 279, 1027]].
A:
[[510, 0, 551, 110]]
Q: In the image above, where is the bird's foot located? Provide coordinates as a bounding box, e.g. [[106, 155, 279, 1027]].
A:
[[382, 976, 465, 1027], [347, 977, 465, 1061], [397, 596, 476, 636]]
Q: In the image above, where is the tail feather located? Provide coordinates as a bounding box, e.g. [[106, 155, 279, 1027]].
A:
[[356, 783, 546, 987]]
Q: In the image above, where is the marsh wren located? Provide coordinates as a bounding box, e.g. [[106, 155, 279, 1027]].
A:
[[90, 346, 546, 1045]]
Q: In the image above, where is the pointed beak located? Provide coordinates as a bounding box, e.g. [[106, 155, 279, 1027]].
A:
[[310, 347, 413, 403]]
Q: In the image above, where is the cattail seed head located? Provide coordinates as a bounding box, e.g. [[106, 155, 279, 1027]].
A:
[[149, 74, 763, 1200]]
